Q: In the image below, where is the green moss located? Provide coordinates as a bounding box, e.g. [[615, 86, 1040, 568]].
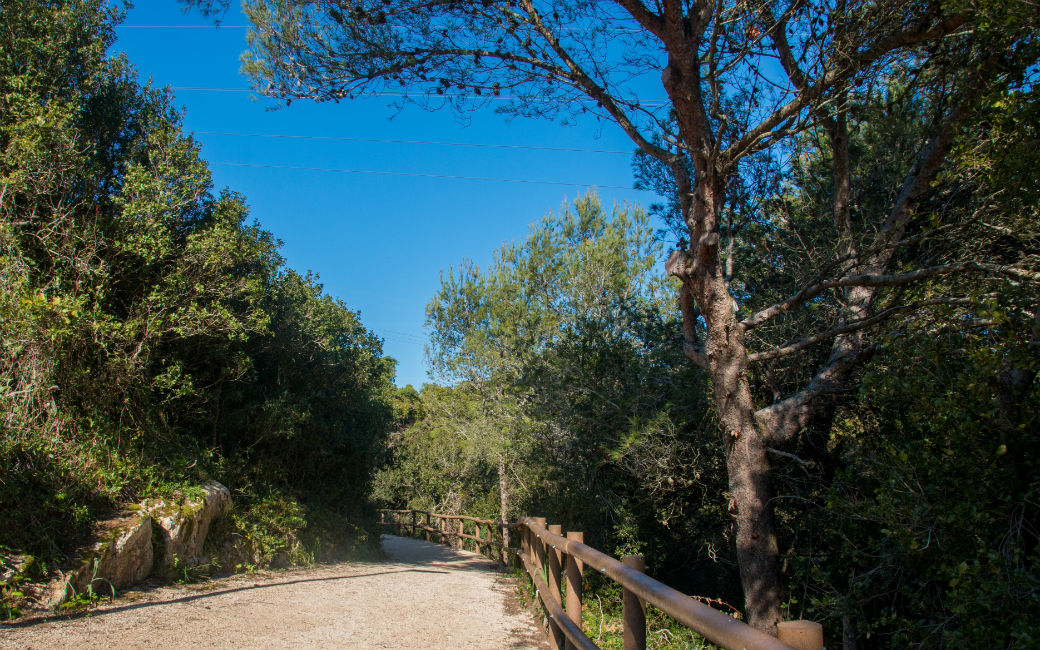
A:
[[179, 514, 196, 544]]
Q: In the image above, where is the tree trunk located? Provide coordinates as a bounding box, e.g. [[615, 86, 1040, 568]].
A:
[[670, 154, 785, 633], [705, 306, 782, 634], [498, 453, 510, 550], [673, 150, 782, 628], [843, 614, 859, 650], [726, 423, 782, 633]]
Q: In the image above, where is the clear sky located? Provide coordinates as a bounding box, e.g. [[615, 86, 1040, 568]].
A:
[[111, 2, 664, 388]]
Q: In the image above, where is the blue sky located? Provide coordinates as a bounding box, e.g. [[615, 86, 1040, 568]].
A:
[[112, 2, 663, 388]]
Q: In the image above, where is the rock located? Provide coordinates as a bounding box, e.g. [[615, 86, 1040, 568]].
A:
[[147, 480, 231, 574], [37, 481, 233, 609], [0, 553, 34, 583], [215, 536, 251, 573], [43, 511, 153, 609]]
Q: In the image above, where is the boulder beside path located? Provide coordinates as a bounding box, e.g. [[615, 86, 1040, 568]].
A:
[[43, 481, 231, 609]]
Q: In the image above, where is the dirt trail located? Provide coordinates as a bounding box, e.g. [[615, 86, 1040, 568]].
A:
[[0, 535, 547, 650]]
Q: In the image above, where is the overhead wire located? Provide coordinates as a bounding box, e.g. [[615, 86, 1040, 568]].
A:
[[120, 28, 656, 193], [210, 162, 644, 190], [116, 25, 644, 33], [192, 131, 633, 155], [169, 86, 671, 107]]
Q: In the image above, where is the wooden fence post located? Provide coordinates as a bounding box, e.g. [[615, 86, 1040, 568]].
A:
[[777, 620, 824, 650], [520, 520, 529, 563], [564, 531, 584, 650], [622, 555, 646, 650], [531, 517, 549, 643], [533, 517, 547, 569], [546, 524, 565, 650]]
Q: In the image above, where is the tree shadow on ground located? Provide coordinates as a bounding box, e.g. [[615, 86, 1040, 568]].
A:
[[381, 534, 510, 574], [4, 567, 448, 629]]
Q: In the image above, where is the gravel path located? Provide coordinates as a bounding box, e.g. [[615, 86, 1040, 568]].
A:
[[0, 535, 547, 650]]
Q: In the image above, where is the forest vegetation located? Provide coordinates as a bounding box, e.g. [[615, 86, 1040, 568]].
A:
[[3, 1, 1039, 649], [1, 0, 397, 616], [209, 0, 1038, 645]]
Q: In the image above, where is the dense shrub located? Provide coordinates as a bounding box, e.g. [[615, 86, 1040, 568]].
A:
[[0, 0, 394, 597]]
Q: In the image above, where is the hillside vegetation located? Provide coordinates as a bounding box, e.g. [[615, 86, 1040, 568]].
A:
[[0, 0, 395, 612]]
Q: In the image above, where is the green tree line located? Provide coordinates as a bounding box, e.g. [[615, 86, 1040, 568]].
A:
[[207, 0, 1038, 645], [0, 0, 396, 603], [376, 180, 1037, 647], [4, 1, 1038, 648], [187, 0, 1040, 640]]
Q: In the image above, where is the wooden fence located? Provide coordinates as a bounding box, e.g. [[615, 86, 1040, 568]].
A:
[[377, 508, 510, 561], [376, 509, 823, 650]]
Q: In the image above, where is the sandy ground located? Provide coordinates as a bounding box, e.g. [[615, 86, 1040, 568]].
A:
[[0, 535, 548, 650]]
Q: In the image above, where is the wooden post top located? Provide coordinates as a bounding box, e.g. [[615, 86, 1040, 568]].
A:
[[777, 620, 823, 650]]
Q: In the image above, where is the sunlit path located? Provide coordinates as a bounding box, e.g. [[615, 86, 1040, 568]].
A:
[[0, 536, 546, 650]]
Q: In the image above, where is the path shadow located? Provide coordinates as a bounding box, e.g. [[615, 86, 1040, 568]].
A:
[[4, 567, 448, 629], [380, 534, 509, 574]]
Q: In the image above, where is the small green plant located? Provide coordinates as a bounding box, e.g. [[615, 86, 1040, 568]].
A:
[[60, 559, 115, 612], [169, 554, 213, 584], [514, 566, 718, 650], [1, 575, 26, 621]]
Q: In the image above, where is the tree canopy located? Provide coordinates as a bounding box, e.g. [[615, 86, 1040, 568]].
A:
[[180, 0, 1040, 636], [1, 0, 397, 596]]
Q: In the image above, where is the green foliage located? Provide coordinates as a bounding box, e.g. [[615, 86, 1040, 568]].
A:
[[379, 196, 737, 599], [373, 383, 507, 515], [774, 324, 1040, 648], [0, 553, 34, 621], [384, 86, 1039, 646], [755, 65, 1040, 647], [0, 0, 395, 607]]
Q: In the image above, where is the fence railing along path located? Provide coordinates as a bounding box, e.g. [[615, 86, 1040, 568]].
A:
[[377, 509, 823, 650]]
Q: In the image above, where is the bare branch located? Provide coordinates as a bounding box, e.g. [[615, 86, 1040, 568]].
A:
[[679, 283, 708, 369], [684, 341, 709, 369], [742, 260, 1038, 330], [748, 297, 974, 362], [723, 10, 969, 167], [875, 101, 974, 250], [613, 0, 665, 37], [516, 0, 675, 163], [755, 345, 877, 444], [767, 447, 812, 468]]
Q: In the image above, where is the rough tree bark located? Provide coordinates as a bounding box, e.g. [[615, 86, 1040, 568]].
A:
[[498, 453, 510, 551]]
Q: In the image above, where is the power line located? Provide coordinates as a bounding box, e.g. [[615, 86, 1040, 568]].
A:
[[172, 86, 253, 93], [118, 25, 643, 33], [168, 86, 671, 107], [381, 337, 425, 347], [192, 130, 633, 155], [118, 24, 250, 28], [209, 162, 644, 190]]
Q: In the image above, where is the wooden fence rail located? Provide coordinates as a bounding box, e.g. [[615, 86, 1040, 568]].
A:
[[376, 509, 823, 650], [376, 509, 511, 563]]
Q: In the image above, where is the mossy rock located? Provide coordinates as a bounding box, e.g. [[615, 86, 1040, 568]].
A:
[[146, 481, 230, 578], [42, 511, 153, 610]]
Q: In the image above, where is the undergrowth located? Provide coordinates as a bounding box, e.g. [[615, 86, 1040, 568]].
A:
[[511, 566, 718, 650], [0, 0, 395, 618]]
